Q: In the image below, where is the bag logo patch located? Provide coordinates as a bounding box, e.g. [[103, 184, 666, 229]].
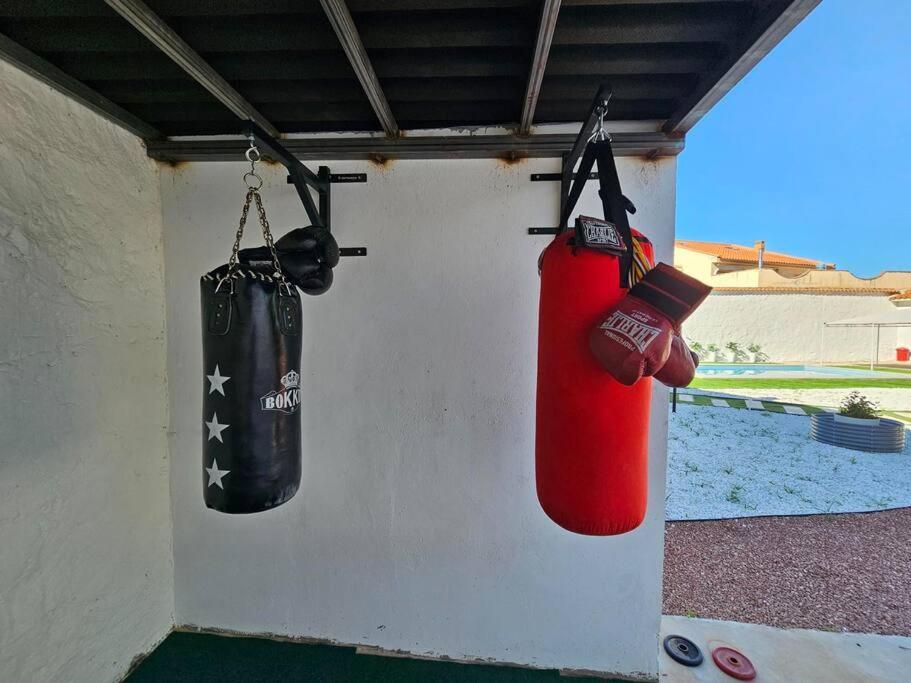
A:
[[260, 370, 301, 414], [599, 310, 661, 353], [576, 216, 626, 254]]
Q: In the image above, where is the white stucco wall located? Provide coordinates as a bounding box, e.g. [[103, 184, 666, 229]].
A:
[[0, 61, 173, 682], [684, 292, 902, 363], [161, 155, 676, 678], [899, 323, 911, 353]]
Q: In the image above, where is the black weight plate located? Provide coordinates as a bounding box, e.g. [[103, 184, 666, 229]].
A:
[[663, 635, 704, 667]]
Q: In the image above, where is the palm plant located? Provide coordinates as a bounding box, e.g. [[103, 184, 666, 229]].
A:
[[747, 343, 768, 363], [725, 341, 746, 362]]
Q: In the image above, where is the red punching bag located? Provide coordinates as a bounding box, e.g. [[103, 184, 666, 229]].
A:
[[535, 140, 654, 536]]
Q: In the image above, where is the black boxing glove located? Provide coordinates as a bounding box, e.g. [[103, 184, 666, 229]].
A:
[[238, 226, 339, 296], [276, 226, 340, 268]]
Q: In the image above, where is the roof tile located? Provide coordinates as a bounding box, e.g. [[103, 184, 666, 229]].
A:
[[676, 240, 824, 268]]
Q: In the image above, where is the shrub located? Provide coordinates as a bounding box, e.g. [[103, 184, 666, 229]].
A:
[[838, 391, 880, 419], [748, 343, 769, 363], [725, 341, 746, 362]]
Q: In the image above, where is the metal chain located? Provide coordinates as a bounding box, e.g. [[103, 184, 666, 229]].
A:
[[224, 189, 254, 280], [251, 190, 291, 290], [217, 142, 292, 293]]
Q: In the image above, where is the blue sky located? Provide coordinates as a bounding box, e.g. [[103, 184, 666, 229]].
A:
[[677, 0, 910, 277]]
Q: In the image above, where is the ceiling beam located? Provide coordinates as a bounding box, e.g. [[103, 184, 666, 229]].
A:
[[145, 131, 683, 163], [103, 0, 279, 137], [0, 32, 160, 139], [663, 0, 822, 133], [519, 0, 561, 135], [319, 0, 399, 137]]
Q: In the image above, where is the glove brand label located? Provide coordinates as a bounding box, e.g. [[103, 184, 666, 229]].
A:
[[599, 310, 661, 353], [260, 370, 301, 414], [576, 216, 626, 254]]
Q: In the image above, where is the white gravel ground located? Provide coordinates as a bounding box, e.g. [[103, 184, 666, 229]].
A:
[[694, 387, 911, 412], [666, 404, 911, 521]]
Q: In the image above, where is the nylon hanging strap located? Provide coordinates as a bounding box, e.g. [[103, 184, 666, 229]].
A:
[[556, 140, 635, 288], [593, 139, 634, 288], [557, 143, 598, 232]]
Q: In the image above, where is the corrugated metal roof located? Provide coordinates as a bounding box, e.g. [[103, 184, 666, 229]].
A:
[[676, 239, 825, 268], [0, 0, 813, 138]]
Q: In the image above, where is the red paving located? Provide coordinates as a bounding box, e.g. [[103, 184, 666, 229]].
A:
[[663, 507, 911, 636]]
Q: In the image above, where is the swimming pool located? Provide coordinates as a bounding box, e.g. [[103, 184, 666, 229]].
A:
[[696, 364, 906, 379]]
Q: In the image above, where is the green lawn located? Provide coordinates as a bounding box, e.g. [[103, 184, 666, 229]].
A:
[[691, 378, 911, 390]]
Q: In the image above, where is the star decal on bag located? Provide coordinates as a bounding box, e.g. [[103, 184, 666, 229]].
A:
[[206, 365, 231, 396], [205, 458, 230, 489], [205, 412, 229, 442]]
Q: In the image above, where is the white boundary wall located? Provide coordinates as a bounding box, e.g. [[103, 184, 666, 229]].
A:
[[684, 292, 903, 363], [161, 156, 677, 679], [0, 62, 173, 681]]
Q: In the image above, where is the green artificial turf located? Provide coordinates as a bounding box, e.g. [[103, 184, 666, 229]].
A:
[[690, 378, 911, 390], [126, 632, 611, 682], [681, 394, 748, 409], [671, 393, 823, 414]]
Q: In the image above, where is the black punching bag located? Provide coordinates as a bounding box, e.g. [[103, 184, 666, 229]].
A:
[[200, 188, 302, 514]]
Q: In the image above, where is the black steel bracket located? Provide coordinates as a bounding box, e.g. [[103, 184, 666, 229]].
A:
[[242, 121, 367, 257], [527, 83, 634, 236]]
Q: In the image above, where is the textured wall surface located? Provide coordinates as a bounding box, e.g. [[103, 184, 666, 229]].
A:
[[161, 156, 676, 679], [684, 293, 902, 363], [0, 61, 173, 682], [899, 324, 911, 352]]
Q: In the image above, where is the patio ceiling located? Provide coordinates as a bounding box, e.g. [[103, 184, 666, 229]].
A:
[[0, 0, 820, 160]]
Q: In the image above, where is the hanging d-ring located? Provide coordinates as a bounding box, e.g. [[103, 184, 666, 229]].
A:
[[243, 135, 264, 190], [243, 171, 263, 190]]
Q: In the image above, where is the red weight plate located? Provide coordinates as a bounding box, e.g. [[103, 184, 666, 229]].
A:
[[712, 646, 756, 680]]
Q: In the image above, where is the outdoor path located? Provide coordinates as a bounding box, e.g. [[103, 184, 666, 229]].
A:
[[659, 615, 911, 683], [663, 508, 911, 636], [698, 386, 911, 412], [674, 391, 817, 415]]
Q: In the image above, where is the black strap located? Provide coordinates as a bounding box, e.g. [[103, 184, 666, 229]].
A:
[[557, 143, 598, 231], [556, 139, 635, 287], [594, 140, 634, 287]]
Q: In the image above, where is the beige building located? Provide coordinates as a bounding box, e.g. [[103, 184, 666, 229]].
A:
[[676, 240, 911, 362], [674, 240, 911, 292]]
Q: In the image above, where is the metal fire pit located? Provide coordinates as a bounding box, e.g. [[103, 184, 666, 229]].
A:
[[810, 413, 906, 453]]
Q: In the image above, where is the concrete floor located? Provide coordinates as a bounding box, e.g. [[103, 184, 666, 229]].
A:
[[659, 616, 911, 683]]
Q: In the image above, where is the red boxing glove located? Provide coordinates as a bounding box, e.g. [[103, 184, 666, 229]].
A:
[[589, 263, 711, 386], [655, 335, 700, 388]]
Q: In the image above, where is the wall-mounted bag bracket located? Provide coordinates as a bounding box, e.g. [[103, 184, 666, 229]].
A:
[[527, 83, 636, 236], [242, 120, 367, 257]]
